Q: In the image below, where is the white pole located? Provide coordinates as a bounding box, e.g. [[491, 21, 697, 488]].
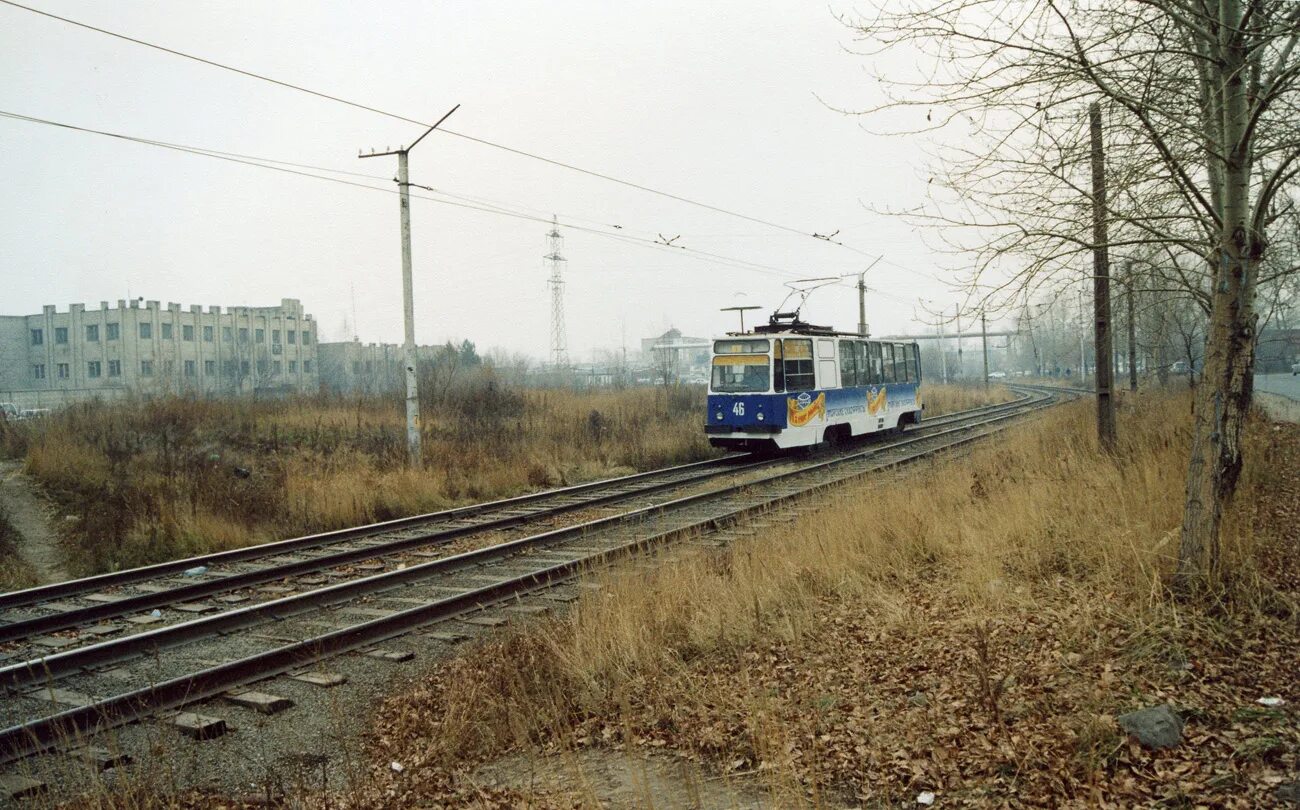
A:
[[398, 151, 421, 467], [938, 316, 948, 384]]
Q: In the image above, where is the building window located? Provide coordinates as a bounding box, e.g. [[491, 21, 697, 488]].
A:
[[106, 322, 120, 340], [288, 360, 297, 373], [87, 361, 102, 379], [32, 364, 45, 380], [272, 329, 281, 344], [140, 322, 152, 339], [182, 324, 194, 341], [141, 360, 153, 377], [256, 359, 268, 376], [223, 326, 233, 343], [55, 327, 68, 345], [240, 360, 250, 375], [108, 360, 121, 377], [30, 329, 43, 346], [57, 363, 70, 379], [204, 360, 216, 376], [203, 326, 214, 342], [287, 330, 296, 344], [86, 324, 99, 342], [301, 330, 311, 345], [255, 328, 265, 344], [272, 360, 282, 375], [238, 328, 249, 343], [161, 322, 173, 340], [303, 360, 313, 373], [184, 360, 196, 377], [222, 360, 236, 377]]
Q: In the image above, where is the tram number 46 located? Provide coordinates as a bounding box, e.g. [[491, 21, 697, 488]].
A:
[[732, 402, 745, 416]]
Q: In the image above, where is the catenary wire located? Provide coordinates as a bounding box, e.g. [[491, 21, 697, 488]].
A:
[[0, 0, 952, 287], [0, 109, 816, 283]]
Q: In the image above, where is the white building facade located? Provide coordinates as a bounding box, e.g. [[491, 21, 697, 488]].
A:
[[0, 298, 319, 407]]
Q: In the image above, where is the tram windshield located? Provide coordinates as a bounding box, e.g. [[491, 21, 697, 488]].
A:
[[711, 339, 771, 392], [711, 354, 770, 393]]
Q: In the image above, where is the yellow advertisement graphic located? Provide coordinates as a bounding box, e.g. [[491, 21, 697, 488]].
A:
[[787, 392, 826, 426], [867, 386, 887, 415]]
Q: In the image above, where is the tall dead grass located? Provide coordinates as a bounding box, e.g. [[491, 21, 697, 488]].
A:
[[8, 383, 720, 576], [360, 391, 1291, 805], [922, 382, 1015, 416], [7, 379, 1012, 578]]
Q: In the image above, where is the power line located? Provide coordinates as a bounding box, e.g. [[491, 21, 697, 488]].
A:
[[0, 108, 809, 282], [0, 0, 937, 279]]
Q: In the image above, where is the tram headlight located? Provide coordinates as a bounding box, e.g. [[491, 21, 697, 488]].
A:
[[715, 412, 723, 420], [756, 412, 765, 421]]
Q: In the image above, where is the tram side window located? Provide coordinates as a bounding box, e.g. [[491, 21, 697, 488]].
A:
[[782, 338, 816, 391], [855, 341, 869, 386], [894, 344, 909, 382], [911, 344, 922, 382], [865, 341, 881, 384], [838, 340, 858, 387], [881, 343, 895, 383]]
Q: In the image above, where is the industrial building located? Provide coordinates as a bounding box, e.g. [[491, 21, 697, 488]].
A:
[[0, 298, 319, 407]]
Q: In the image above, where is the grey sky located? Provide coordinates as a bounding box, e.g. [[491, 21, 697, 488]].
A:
[[1, 0, 962, 359]]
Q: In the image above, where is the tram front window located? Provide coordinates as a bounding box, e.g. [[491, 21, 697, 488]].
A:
[[711, 356, 770, 393]]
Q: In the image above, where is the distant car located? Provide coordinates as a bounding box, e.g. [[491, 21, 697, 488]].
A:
[[1292, 360, 1299, 376], [20, 408, 50, 419], [987, 371, 1007, 379], [0, 403, 21, 421]]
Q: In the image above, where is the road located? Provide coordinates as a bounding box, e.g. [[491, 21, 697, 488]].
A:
[[1256, 372, 1300, 401]]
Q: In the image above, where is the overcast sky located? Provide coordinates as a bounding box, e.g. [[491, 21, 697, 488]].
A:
[[1, 0, 967, 360]]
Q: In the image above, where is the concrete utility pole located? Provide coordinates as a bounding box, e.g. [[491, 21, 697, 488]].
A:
[[955, 306, 963, 379], [858, 274, 868, 337], [938, 316, 948, 383], [981, 312, 990, 389], [360, 104, 460, 469], [1025, 304, 1040, 376], [1126, 260, 1138, 392], [854, 259, 879, 337], [1088, 101, 1117, 449]]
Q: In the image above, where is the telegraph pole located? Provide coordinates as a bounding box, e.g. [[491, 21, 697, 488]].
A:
[[854, 258, 879, 337], [938, 316, 948, 383], [360, 104, 460, 468], [981, 312, 990, 389], [1078, 284, 1088, 384], [1088, 101, 1116, 449], [955, 306, 963, 380], [858, 273, 868, 337], [1126, 261, 1138, 392]]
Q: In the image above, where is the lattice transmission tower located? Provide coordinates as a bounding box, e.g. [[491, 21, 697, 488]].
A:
[[545, 214, 569, 368]]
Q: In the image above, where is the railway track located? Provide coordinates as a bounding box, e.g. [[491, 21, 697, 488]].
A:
[[0, 387, 1065, 775], [0, 393, 1027, 651]]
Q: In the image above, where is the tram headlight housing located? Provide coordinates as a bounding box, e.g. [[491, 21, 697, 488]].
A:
[[756, 412, 765, 421], [715, 412, 723, 420]]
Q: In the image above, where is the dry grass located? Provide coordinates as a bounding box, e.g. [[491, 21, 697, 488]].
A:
[[0, 502, 39, 591], [348, 392, 1298, 807], [2, 380, 1010, 579], [922, 382, 1015, 416], [6, 381, 716, 576]]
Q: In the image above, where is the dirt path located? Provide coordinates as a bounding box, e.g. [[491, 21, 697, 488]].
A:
[[0, 460, 69, 584]]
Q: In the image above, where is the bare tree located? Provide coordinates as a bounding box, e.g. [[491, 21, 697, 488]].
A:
[[848, 0, 1300, 592]]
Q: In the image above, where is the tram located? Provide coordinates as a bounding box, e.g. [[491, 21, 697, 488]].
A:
[[705, 312, 922, 452]]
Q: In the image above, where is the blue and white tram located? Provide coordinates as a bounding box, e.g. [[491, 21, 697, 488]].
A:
[[705, 325, 922, 451]]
